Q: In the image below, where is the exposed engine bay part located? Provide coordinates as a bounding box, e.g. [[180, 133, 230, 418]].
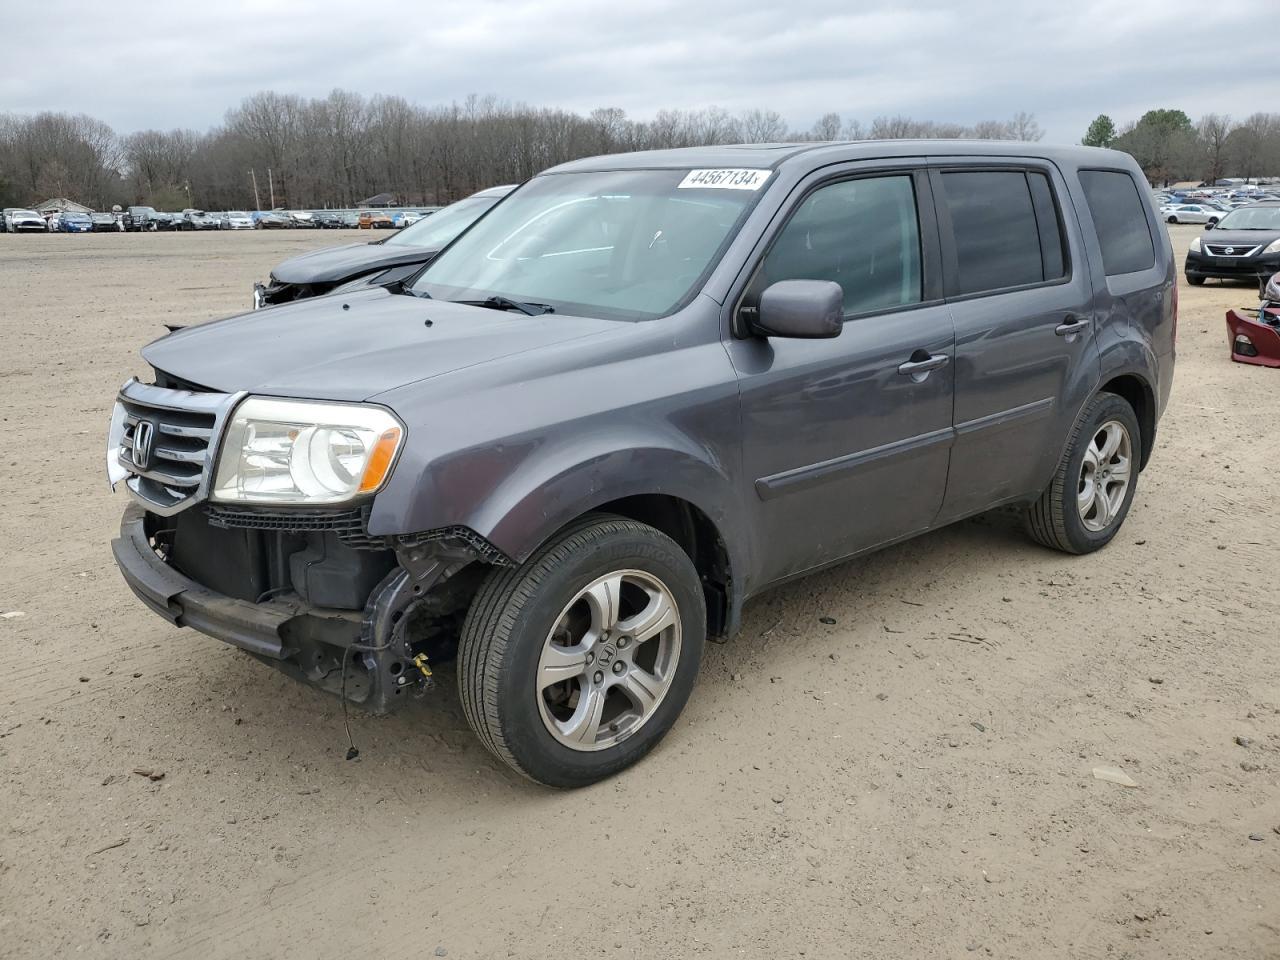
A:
[[113, 503, 495, 714]]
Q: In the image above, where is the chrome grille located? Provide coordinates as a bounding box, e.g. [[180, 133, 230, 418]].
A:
[[107, 379, 241, 515], [1205, 243, 1261, 258]]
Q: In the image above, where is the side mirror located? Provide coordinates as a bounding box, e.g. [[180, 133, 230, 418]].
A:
[[1203, 222, 1214, 231], [753, 279, 844, 339]]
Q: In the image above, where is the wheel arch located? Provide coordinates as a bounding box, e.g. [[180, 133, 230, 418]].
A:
[[476, 452, 746, 640], [1098, 372, 1157, 469]]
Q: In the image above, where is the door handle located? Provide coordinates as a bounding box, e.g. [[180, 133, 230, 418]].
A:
[[1055, 315, 1091, 337], [897, 352, 950, 381]]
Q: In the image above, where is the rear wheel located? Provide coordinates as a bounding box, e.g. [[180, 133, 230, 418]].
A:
[[1167, 215, 1178, 223], [458, 515, 706, 787], [1025, 392, 1141, 555]]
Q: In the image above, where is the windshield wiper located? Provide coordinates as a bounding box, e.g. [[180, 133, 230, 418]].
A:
[[459, 295, 554, 316]]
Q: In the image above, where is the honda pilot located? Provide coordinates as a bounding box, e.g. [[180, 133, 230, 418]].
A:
[[108, 142, 1175, 787]]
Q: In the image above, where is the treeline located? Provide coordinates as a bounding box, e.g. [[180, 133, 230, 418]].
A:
[[0, 90, 1043, 211], [1085, 109, 1280, 185]]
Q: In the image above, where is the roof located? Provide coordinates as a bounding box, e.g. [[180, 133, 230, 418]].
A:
[[543, 140, 1135, 176], [34, 197, 93, 213]]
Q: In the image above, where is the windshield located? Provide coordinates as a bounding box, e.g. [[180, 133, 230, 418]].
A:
[[64, 213, 89, 221], [1216, 206, 1280, 230], [227, 211, 248, 218], [386, 196, 498, 249], [411, 170, 764, 320]]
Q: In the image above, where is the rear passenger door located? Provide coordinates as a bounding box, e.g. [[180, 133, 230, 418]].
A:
[[930, 163, 1100, 523]]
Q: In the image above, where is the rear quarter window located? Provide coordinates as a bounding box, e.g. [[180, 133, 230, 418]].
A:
[[1078, 170, 1156, 276]]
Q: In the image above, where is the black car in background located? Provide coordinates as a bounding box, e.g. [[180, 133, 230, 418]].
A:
[[1184, 201, 1280, 288], [123, 206, 161, 231], [314, 212, 345, 229], [252, 184, 514, 308]]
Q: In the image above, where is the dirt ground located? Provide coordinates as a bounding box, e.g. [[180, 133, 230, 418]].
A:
[[0, 224, 1277, 960]]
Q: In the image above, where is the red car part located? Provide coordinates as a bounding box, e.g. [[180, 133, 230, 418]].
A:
[[1225, 305, 1280, 368]]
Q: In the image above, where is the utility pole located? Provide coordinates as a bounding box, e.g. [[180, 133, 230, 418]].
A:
[[250, 169, 261, 211], [267, 167, 275, 209]]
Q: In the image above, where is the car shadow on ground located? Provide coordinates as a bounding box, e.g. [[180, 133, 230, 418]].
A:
[[173, 506, 1042, 792]]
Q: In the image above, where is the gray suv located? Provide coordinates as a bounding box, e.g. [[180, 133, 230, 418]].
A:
[[108, 142, 1175, 787]]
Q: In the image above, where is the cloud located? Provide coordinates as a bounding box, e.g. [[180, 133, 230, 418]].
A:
[[4, 0, 1275, 141]]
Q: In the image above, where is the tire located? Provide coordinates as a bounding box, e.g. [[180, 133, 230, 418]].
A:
[[1025, 392, 1141, 555], [1186, 274, 1205, 286], [458, 514, 706, 787], [1167, 215, 1178, 223]]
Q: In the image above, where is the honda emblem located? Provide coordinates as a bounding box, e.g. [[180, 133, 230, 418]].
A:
[[133, 420, 155, 471]]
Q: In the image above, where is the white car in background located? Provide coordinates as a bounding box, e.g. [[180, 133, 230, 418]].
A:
[[220, 211, 255, 230], [1160, 203, 1229, 225], [3, 208, 48, 232]]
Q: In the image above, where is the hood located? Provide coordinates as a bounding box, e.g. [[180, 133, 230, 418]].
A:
[[1201, 227, 1280, 247], [270, 240, 438, 284], [142, 287, 618, 402]]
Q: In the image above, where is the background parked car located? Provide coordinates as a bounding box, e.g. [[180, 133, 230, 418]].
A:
[[55, 211, 93, 233], [253, 185, 514, 308], [314, 211, 345, 229], [3, 208, 48, 232], [180, 209, 221, 231], [1185, 201, 1280, 286], [287, 211, 317, 229], [90, 211, 122, 232], [253, 211, 292, 229], [1160, 203, 1227, 225], [395, 209, 432, 227], [123, 206, 160, 231], [220, 211, 255, 230], [358, 210, 394, 229]]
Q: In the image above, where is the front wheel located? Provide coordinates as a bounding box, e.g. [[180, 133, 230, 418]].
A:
[[458, 515, 706, 787], [1025, 392, 1141, 554], [1187, 274, 1205, 286], [1167, 215, 1178, 223]]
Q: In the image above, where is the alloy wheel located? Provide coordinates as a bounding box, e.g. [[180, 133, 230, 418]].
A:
[[1077, 420, 1132, 532], [535, 570, 682, 751]]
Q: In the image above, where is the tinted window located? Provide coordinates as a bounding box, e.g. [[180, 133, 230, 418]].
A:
[[1027, 172, 1067, 282], [754, 175, 922, 316], [1079, 170, 1156, 275], [942, 171, 1048, 295]]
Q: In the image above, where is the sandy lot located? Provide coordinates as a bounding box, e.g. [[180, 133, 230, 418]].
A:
[[0, 225, 1277, 959]]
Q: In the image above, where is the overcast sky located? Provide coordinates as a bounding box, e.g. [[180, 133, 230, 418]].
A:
[[5, 0, 1275, 142]]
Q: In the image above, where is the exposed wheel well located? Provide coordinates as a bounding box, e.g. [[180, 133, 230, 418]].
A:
[[594, 495, 732, 637], [1099, 374, 1156, 468]]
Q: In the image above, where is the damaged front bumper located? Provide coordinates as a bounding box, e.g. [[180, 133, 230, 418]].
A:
[[111, 504, 472, 712], [1225, 306, 1280, 368]]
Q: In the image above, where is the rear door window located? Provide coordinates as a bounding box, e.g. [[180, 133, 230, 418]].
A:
[[939, 170, 1066, 296], [1078, 170, 1156, 276]]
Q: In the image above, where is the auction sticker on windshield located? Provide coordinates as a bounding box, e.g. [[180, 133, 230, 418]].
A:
[[677, 169, 771, 190]]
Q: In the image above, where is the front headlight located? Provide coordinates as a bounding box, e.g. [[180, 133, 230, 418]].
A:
[[1189, 237, 1202, 253], [1264, 238, 1280, 254], [212, 397, 403, 505]]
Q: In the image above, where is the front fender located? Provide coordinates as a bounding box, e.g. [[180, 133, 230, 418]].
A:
[[476, 441, 742, 566]]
